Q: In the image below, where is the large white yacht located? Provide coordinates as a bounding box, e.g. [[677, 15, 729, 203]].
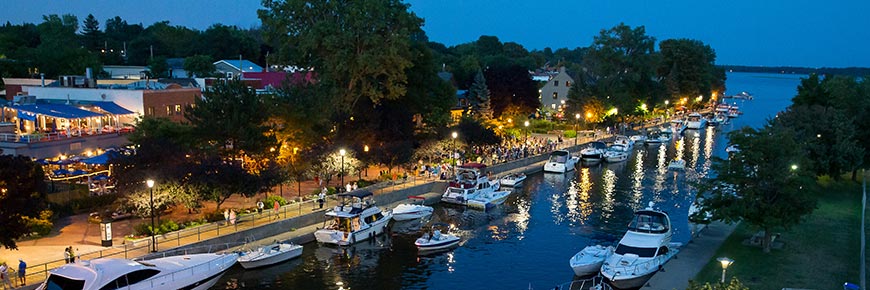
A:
[[314, 190, 392, 246], [36, 253, 238, 290], [601, 202, 680, 289], [441, 163, 500, 205], [544, 150, 580, 173]]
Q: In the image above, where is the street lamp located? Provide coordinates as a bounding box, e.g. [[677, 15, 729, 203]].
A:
[[574, 113, 581, 146], [339, 149, 346, 189], [146, 179, 156, 252], [524, 120, 530, 142], [451, 132, 458, 178], [717, 257, 734, 283]]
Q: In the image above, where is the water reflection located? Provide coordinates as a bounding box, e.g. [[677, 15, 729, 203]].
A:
[[600, 169, 617, 221], [653, 143, 668, 197], [577, 168, 593, 224], [702, 127, 715, 177], [675, 137, 685, 162], [630, 150, 645, 211], [690, 131, 701, 169]]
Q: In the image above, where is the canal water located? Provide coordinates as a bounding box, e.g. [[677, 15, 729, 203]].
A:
[[214, 73, 803, 290]]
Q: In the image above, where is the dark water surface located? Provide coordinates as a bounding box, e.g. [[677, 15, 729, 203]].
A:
[[214, 73, 802, 289]]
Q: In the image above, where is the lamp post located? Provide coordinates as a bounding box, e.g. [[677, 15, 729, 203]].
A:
[[293, 147, 301, 215], [146, 179, 156, 252], [524, 120, 530, 142], [574, 113, 581, 146], [363, 145, 369, 177], [339, 149, 346, 189], [451, 131, 458, 178], [717, 257, 734, 283]]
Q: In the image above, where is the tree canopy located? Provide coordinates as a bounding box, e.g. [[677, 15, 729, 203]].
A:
[[0, 155, 47, 249]]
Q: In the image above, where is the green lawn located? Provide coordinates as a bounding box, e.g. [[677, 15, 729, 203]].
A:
[[693, 180, 866, 289]]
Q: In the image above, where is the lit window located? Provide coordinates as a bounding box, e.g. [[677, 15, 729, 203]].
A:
[[566, 81, 571, 87], [147, 107, 154, 116], [553, 92, 558, 99], [165, 106, 171, 115], [226, 72, 234, 79], [174, 104, 182, 115]]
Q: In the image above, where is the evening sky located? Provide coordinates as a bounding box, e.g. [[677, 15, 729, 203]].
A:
[[2, 0, 867, 67]]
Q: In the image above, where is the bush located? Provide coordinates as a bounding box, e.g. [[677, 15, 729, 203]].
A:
[[263, 195, 287, 207], [50, 194, 121, 217], [563, 130, 577, 138], [134, 220, 182, 236], [23, 210, 54, 237], [202, 211, 225, 223]]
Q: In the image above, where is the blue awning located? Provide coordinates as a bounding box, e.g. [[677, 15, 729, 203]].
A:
[[81, 151, 120, 165], [16, 104, 103, 119], [89, 102, 134, 115]]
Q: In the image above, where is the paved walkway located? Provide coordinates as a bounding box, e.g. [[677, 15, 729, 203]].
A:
[[644, 221, 739, 290]]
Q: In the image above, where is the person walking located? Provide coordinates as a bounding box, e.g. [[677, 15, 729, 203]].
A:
[[68, 247, 76, 263], [318, 189, 326, 209], [256, 200, 264, 214], [63, 247, 70, 263], [0, 262, 11, 290], [17, 259, 25, 287], [229, 210, 237, 225], [273, 200, 280, 220]]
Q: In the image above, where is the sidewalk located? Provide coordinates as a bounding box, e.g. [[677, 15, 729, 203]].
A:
[[644, 221, 739, 290]]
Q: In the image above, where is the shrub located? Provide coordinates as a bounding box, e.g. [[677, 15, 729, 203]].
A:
[[263, 195, 287, 207], [134, 220, 182, 236], [563, 130, 577, 138], [23, 210, 54, 237], [202, 210, 225, 223]]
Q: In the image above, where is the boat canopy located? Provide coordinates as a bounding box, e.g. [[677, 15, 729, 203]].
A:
[[338, 190, 374, 199], [628, 210, 670, 234], [550, 150, 569, 156]]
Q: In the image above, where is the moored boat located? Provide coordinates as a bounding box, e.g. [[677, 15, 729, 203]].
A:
[[685, 112, 707, 129], [667, 159, 686, 170], [415, 223, 461, 253], [499, 172, 527, 187], [314, 190, 392, 246], [466, 190, 511, 210], [580, 142, 608, 165], [601, 202, 681, 289], [441, 163, 500, 206], [37, 253, 238, 290], [238, 242, 303, 269], [392, 196, 434, 221], [544, 150, 580, 173], [570, 245, 614, 277]]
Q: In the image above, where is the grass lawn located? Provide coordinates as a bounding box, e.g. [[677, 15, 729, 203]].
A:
[[693, 180, 866, 289]]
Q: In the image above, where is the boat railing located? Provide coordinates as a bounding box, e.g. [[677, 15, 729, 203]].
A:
[[550, 276, 613, 290], [143, 252, 238, 288], [135, 242, 244, 261]]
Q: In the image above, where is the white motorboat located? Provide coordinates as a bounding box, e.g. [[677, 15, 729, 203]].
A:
[[499, 172, 527, 187], [441, 163, 500, 206], [644, 131, 670, 145], [715, 103, 731, 114], [727, 106, 740, 118], [415, 223, 461, 253], [570, 245, 614, 277], [629, 135, 646, 143], [238, 242, 303, 269], [732, 91, 754, 100], [392, 196, 434, 221], [667, 159, 686, 170], [601, 202, 680, 289], [314, 190, 392, 246], [713, 114, 728, 125], [685, 113, 707, 129], [613, 135, 635, 149], [544, 150, 580, 173], [580, 142, 608, 164], [466, 190, 511, 210], [604, 144, 631, 163], [37, 253, 237, 290], [725, 144, 740, 154]]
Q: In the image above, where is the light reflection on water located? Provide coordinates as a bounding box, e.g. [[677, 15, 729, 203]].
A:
[[690, 131, 701, 168]]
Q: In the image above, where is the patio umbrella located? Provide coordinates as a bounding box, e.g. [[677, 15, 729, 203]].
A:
[[92, 175, 109, 181], [70, 169, 88, 176], [35, 159, 50, 165], [52, 169, 70, 176]]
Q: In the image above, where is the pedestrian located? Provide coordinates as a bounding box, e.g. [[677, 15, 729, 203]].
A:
[[223, 209, 229, 225], [63, 247, 70, 263], [352, 182, 358, 191], [68, 247, 76, 263], [0, 262, 10, 290], [273, 200, 280, 220], [256, 200, 264, 214], [229, 210, 237, 225], [318, 189, 326, 209], [345, 182, 352, 193], [17, 259, 25, 287]]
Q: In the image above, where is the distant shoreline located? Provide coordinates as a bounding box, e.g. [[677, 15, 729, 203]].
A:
[[721, 65, 870, 76]]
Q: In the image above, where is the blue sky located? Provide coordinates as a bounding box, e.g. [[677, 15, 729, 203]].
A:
[[3, 0, 868, 67]]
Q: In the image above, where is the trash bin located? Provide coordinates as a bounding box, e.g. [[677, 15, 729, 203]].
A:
[[100, 218, 113, 247]]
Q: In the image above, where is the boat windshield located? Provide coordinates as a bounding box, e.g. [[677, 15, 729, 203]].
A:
[[627, 211, 669, 233], [549, 154, 568, 163], [614, 244, 658, 258], [43, 274, 86, 290], [328, 217, 359, 232]]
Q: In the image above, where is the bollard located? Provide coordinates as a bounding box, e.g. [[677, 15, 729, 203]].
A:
[[177, 231, 181, 246], [197, 227, 201, 241]]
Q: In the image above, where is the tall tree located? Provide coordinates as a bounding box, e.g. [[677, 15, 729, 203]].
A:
[[81, 14, 103, 52], [0, 155, 47, 249], [696, 122, 816, 253], [775, 105, 863, 178], [183, 55, 215, 77], [484, 64, 539, 118], [260, 0, 423, 113], [658, 38, 720, 100], [468, 70, 493, 119], [35, 14, 102, 77], [147, 56, 168, 78]]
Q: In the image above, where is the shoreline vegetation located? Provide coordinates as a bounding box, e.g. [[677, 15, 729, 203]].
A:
[[722, 65, 870, 76], [692, 178, 866, 289]]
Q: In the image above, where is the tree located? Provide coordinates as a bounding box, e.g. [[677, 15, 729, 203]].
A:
[[34, 14, 102, 78], [0, 155, 47, 249], [403, 39, 456, 130], [260, 0, 423, 113], [147, 56, 168, 78], [468, 70, 493, 119], [775, 105, 863, 178], [183, 55, 215, 77], [81, 14, 103, 52], [484, 64, 539, 118], [696, 122, 816, 253], [658, 38, 720, 100], [112, 118, 194, 196], [456, 117, 501, 146]]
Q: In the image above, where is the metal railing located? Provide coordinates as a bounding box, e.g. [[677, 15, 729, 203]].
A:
[[550, 276, 612, 290], [0, 128, 133, 144]]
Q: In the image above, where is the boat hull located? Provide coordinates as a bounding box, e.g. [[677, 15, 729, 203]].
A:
[[603, 270, 658, 289], [467, 191, 511, 210], [188, 270, 231, 290], [415, 237, 461, 252], [571, 262, 604, 277], [392, 205, 434, 221], [544, 159, 578, 173], [500, 175, 526, 187], [314, 217, 391, 246], [238, 245, 303, 269]]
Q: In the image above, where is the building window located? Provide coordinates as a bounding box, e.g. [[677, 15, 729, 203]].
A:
[[174, 104, 182, 115], [165, 106, 171, 116], [226, 72, 234, 79], [566, 81, 571, 87], [552, 92, 558, 99], [146, 107, 154, 116], [554, 80, 559, 87]]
